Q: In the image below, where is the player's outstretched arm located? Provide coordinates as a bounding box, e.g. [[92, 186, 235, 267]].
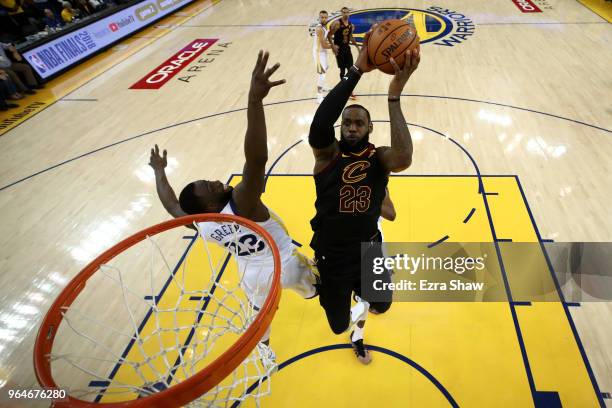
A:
[[309, 29, 376, 173], [233, 51, 285, 216], [149, 145, 187, 218], [378, 46, 420, 173]]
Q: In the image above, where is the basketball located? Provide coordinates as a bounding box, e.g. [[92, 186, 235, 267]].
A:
[[367, 19, 419, 74]]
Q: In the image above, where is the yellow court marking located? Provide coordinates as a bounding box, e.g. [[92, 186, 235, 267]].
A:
[[577, 0, 612, 22], [255, 175, 600, 407], [0, 0, 220, 137], [98, 175, 600, 407]]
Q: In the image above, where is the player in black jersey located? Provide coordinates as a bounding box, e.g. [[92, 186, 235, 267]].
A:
[[309, 28, 420, 364], [327, 7, 359, 99]]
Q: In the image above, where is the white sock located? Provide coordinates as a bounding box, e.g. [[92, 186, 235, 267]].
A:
[[352, 324, 364, 342]]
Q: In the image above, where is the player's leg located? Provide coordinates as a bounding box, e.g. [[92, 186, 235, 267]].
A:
[[319, 51, 329, 91], [336, 52, 347, 80], [315, 252, 354, 334], [318, 273, 353, 334], [316, 51, 329, 103], [240, 263, 274, 341], [281, 249, 318, 299], [359, 236, 393, 314]]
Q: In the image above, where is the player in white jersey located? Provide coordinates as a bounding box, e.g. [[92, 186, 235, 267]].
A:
[[313, 10, 332, 104], [149, 51, 317, 346]]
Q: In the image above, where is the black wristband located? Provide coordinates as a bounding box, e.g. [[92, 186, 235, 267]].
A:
[[350, 64, 362, 76]]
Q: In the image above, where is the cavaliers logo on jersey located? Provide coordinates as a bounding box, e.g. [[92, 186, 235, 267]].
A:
[[342, 161, 370, 184]]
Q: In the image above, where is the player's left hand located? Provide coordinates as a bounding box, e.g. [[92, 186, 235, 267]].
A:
[[388, 44, 421, 97], [149, 144, 167, 171], [354, 26, 377, 73], [249, 50, 286, 101]]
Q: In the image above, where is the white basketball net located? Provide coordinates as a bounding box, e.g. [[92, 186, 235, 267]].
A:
[[47, 220, 277, 407]]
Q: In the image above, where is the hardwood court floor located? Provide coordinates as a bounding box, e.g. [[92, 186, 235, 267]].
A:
[[0, 0, 610, 406]]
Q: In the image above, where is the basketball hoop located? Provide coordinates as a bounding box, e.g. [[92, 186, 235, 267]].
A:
[[34, 214, 282, 407]]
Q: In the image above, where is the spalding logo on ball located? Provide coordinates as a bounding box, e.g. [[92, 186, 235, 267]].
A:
[[367, 19, 419, 75]]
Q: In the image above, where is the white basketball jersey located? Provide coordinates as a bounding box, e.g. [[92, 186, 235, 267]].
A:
[[197, 200, 295, 267], [312, 23, 328, 53]]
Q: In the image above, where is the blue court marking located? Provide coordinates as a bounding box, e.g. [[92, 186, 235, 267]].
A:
[[188, 295, 210, 301], [90, 232, 199, 398], [479, 177, 540, 404], [363, 94, 611, 133], [165, 253, 232, 386], [514, 175, 605, 407], [266, 120, 485, 194], [542, 239, 555, 243], [512, 301, 532, 306], [428, 235, 449, 248], [534, 391, 562, 407], [89, 380, 110, 387], [463, 208, 476, 223], [231, 344, 459, 408], [2, 94, 608, 192], [565, 302, 581, 307], [241, 172, 561, 404], [497, 238, 513, 242], [484, 192, 499, 196], [263, 139, 303, 191]]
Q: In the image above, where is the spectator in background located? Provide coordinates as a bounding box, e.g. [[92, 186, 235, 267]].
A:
[[0, 43, 43, 93], [43, 6, 62, 28], [1, 0, 30, 35], [0, 70, 22, 110], [75, 0, 92, 16], [60, 1, 78, 22], [88, 0, 103, 11]]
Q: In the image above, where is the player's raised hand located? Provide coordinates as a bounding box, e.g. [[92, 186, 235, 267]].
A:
[[149, 144, 167, 171], [354, 26, 377, 73], [388, 44, 421, 97], [249, 50, 286, 101]]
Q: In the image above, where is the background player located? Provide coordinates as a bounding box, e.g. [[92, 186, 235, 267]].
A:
[[308, 29, 420, 364], [149, 51, 317, 347], [327, 6, 360, 99], [313, 10, 332, 104]]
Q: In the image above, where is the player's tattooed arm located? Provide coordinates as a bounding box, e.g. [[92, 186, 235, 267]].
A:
[[381, 187, 396, 221], [233, 51, 285, 218], [378, 46, 420, 173], [149, 145, 189, 219]]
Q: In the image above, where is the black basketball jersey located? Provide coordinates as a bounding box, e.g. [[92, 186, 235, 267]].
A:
[[310, 143, 388, 249], [333, 19, 353, 47]]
